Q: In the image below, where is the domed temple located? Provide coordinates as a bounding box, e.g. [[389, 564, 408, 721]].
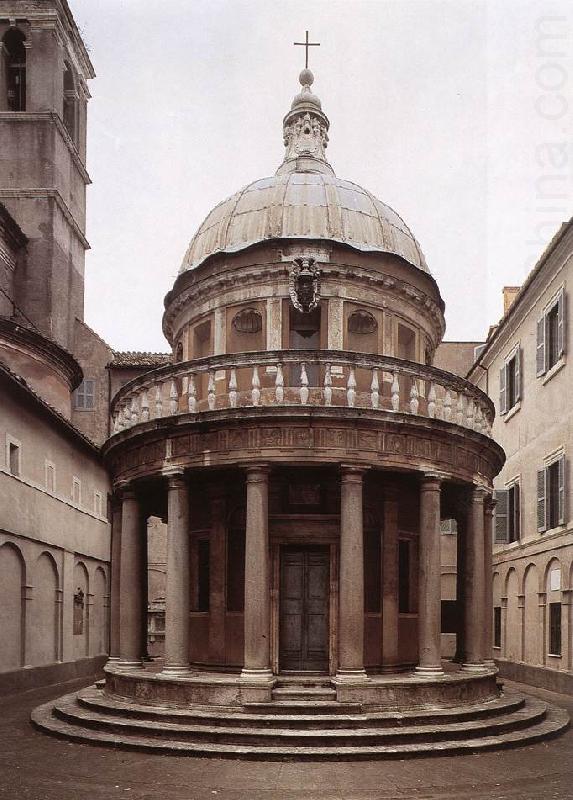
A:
[[32, 64, 569, 757]]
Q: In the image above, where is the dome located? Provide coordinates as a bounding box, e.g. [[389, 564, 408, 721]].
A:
[[179, 70, 429, 275], [179, 172, 429, 274]]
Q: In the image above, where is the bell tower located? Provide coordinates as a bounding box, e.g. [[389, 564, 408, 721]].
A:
[[0, 0, 94, 350]]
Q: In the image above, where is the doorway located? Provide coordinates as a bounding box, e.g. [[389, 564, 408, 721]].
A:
[[279, 545, 330, 672]]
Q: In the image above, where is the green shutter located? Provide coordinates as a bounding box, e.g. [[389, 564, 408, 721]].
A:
[[514, 348, 521, 402], [499, 365, 507, 415], [537, 468, 547, 532], [494, 489, 509, 543], [557, 289, 565, 358], [558, 455, 566, 526], [536, 317, 546, 376]]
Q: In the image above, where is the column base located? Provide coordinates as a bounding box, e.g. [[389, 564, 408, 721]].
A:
[[461, 661, 489, 673], [483, 659, 496, 669], [116, 659, 143, 671], [239, 668, 275, 703], [333, 668, 368, 684], [161, 664, 192, 676], [415, 664, 444, 677]]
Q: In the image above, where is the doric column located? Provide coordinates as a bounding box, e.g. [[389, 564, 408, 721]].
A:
[[241, 465, 272, 680], [337, 465, 367, 680], [462, 486, 488, 671], [454, 509, 466, 662], [209, 486, 227, 664], [118, 486, 145, 667], [162, 471, 191, 674], [483, 495, 496, 667], [108, 494, 122, 661], [381, 482, 399, 671], [416, 474, 444, 675]]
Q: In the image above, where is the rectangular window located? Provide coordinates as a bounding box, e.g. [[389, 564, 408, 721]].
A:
[[197, 539, 210, 612], [398, 539, 410, 613], [537, 288, 565, 377], [74, 379, 96, 410], [539, 455, 566, 532], [94, 491, 102, 516], [549, 602, 562, 656], [494, 483, 520, 543], [45, 462, 55, 493], [499, 347, 521, 415], [8, 441, 20, 476], [494, 606, 502, 648], [72, 477, 81, 505]]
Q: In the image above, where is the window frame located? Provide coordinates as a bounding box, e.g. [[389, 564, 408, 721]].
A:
[[494, 480, 520, 544], [493, 606, 502, 648], [538, 452, 566, 533], [6, 435, 21, 477], [499, 345, 521, 417], [72, 476, 81, 506], [74, 378, 96, 411], [537, 287, 566, 379], [549, 602, 562, 656], [45, 460, 56, 494]]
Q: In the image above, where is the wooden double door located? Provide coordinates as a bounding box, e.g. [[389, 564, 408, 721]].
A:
[[279, 545, 330, 672]]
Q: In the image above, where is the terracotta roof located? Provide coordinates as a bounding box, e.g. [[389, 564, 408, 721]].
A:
[[0, 360, 100, 455], [111, 351, 172, 368]]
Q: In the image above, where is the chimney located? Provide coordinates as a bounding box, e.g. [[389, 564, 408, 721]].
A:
[[503, 286, 521, 315]]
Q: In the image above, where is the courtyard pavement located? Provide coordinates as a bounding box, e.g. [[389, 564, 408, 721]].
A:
[[0, 678, 571, 800]]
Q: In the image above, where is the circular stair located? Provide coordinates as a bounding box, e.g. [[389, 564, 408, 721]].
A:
[[31, 683, 569, 760]]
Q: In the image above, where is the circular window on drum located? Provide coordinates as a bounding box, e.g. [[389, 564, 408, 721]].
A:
[[232, 308, 263, 334], [348, 310, 377, 335]]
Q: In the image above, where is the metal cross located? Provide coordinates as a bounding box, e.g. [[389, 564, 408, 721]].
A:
[[294, 30, 320, 70]]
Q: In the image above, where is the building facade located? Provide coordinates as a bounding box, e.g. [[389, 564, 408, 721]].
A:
[[468, 221, 573, 694]]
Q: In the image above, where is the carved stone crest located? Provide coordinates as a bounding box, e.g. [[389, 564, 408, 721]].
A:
[[289, 257, 321, 312]]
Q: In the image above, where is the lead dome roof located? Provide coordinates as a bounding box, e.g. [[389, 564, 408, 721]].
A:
[[179, 69, 429, 276]]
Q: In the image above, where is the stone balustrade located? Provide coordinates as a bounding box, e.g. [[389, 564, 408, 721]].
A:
[[109, 350, 494, 437]]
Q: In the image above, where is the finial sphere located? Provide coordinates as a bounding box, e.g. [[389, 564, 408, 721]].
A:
[[299, 68, 314, 87]]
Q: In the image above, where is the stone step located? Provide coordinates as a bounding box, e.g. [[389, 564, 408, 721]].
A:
[[271, 687, 337, 702], [50, 693, 550, 748], [30, 699, 570, 760], [76, 686, 526, 729]]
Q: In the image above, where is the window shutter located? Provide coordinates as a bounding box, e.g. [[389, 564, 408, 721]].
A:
[[558, 455, 566, 526], [537, 468, 547, 532], [557, 289, 565, 358], [514, 348, 521, 402], [494, 489, 509, 543], [536, 316, 546, 376], [499, 365, 507, 415], [513, 483, 521, 540]]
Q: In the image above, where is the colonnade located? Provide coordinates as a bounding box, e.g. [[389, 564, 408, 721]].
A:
[[108, 467, 496, 680]]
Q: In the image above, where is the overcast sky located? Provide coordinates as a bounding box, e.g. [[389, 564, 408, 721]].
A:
[[72, 0, 572, 353]]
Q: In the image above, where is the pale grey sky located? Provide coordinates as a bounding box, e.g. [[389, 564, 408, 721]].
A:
[[73, 0, 572, 352]]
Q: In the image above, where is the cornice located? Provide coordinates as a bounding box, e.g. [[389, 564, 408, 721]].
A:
[[0, 188, 89, 249], [162, 259, 445, 344]]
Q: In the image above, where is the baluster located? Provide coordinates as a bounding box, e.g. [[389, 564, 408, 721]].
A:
[[207, 370, 216, 411], [140, 390, 149, 422], [455, 392, 464, 425], [346, 366, 356, 407], [117, 406, 124, 431], [113, 411, 120, 433], [228, 368, 238, 408], [130, 395, 139, 425], [474, 406, 483, 433], [370, 368, 380, 409], [187, 374, 197, 413], [155, 384, 163, 417], [275, 363, 284, 404], [169, 380, 178, 415], [427, 383, 436, 418], [391, 372, 400, 411], [466, 396, 475, 429], [124, 400, 132, 427], [323, 363, 332, 406], [444, 389, 452, 421], [409, 381, 419, 414], [299, 362, 309, 404], [251, 365, 261, 406]]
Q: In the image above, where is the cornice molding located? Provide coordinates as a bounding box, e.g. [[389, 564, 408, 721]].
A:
[[0, 187, 89, 249]]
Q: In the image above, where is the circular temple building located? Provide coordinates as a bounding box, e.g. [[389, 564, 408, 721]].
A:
[[33, 67, 570, 758]]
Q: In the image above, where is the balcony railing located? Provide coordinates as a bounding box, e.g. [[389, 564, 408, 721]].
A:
[[110, 350, 494, 438]]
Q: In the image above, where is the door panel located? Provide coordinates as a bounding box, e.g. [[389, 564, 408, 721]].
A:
[[279, 546, 329, 671]]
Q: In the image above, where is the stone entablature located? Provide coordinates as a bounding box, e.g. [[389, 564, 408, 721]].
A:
[[103, 408, 503, 489]]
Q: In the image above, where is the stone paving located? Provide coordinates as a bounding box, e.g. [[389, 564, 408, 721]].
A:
[[0, 678, 571, 800]]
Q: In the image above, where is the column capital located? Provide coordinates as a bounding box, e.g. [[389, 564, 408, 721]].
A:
[[484, 494, 497, 513], [471, 485, 490, 503], [116, 481, 136, 501], [340, 464, 368, 482], [245, 464, 270, 483], [162, 468, 186, 490], [420, 472, 444, 490]]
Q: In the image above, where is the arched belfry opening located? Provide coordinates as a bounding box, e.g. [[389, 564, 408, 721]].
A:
[[2, 28, 26, 111], [63, 62, 78, 142]]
